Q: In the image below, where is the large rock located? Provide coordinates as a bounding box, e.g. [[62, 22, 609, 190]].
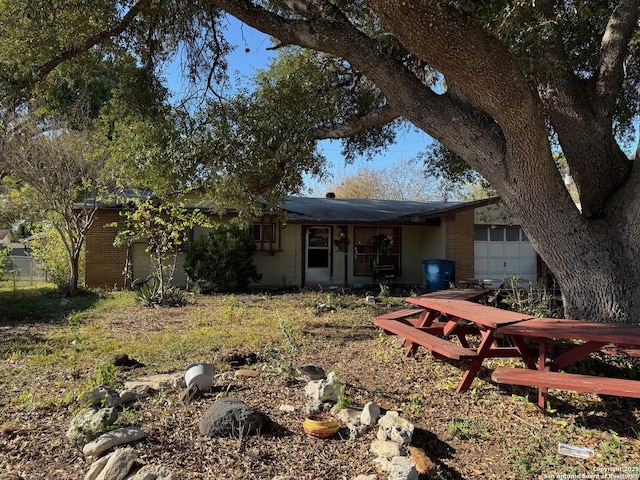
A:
[[82, 427, 146, 457], [78, 386, 121, 409], [304, 371, 342, 403], [84, 454, 111, 480], [94, 448, 137, 480], [361, 401, 381, 426], [67, 407, 119, 447], [199, 397, 268, 438], [376, 411, 414, 445], [388, 456, 419, 480], [370, 439, 406, 458], [118, 385, 153, 405]]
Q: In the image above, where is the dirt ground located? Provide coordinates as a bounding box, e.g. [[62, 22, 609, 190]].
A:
[[1, 292, 640, 480]]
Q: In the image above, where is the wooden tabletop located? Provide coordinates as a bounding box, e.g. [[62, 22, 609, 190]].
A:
[[420, 289, 488, 302], [405, 297, 534, 329], [496, 318, 640, 345]]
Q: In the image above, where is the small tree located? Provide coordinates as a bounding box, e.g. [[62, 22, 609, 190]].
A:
[[113, 196, 210, 305], [184, 224, 262, 293], [27, 225, 82, 291], [1, 119, 106, 295], [0, 246, 10, 279]]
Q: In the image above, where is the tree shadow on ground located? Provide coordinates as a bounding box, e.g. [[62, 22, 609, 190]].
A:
[[0, 287, 103, 325], [488, 379, 640, 438], [412, 427, 467, 480]]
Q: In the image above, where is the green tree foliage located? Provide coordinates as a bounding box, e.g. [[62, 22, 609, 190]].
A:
[[0, 246, 10, 278], [4, 1, 640, 322], [1, 118, 107, 295], [184, 224, 262, 293], [28, 224, 82, 292], [113, 196, 210, 303]]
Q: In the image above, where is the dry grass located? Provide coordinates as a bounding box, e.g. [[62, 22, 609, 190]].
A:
[[1, 287, 639, 479]]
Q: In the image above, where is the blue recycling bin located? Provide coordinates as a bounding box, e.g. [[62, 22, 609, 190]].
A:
[[423, 259, 455, 292]]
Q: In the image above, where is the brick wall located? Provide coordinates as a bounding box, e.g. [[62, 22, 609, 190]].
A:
[[444, 210, 475, 281], [84, 210, 128, 289]]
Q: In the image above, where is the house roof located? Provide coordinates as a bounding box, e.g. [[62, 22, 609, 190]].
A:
[[281, 197, 497, 224], [84, 191, 498, 225]]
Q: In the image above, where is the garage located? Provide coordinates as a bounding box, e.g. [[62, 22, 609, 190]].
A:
[[473, 225, 537, 287]]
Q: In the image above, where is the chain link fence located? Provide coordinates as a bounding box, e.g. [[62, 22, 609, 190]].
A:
[[1, 255, 49, 288]]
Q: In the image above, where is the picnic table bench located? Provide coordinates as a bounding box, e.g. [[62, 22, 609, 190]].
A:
[[492, 318, 640, 408], [375, 294, 640, 408], [374, 292, 534, 392]]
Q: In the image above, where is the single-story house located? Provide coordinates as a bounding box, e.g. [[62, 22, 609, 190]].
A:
[[83, 194, 541, 290]]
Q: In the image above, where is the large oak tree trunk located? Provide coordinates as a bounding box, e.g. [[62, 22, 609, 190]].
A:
[[365, 0, 640, 324]]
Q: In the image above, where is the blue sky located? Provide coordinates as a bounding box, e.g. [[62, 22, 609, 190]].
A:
[[167, 15, 434, 197]]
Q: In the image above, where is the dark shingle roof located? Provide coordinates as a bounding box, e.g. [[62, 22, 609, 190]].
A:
[[282, 197, 495, 224], [83, 191, 496, 224]]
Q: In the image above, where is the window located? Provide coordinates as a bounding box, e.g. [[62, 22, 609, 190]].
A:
[[250, 219, 279, 251], [490, 227, 504, 241], [474, 227, 488, 241], [353, 226, 401, 276], [251, 223, 276, 242], [505, 227, 520, 241]]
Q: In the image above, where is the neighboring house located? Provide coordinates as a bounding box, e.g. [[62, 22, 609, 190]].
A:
[[0, 229, 47, 281], [83, 194, 537, 290]]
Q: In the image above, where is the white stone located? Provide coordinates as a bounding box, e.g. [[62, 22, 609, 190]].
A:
[[83, 427, 146, 457], [388, 456, 419, 480], [278, 404, 296, 412], [94, 447, 137, 480], [304, 371, 342, 403], [84, 453, 111, 480], [361, 401, 381, 425], [376, 411, 414, 445], [370, 439, 406, 458], [354, 475, 378, 480], [373, 456, 394, 473], [333, 407, 362, 424]]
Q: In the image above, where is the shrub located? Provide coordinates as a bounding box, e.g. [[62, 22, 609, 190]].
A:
[[184, 224, 262, 293], [137, 277, 187, 307]]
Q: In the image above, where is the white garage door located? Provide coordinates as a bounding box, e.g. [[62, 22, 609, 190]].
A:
[[474, 226, 537, 287]]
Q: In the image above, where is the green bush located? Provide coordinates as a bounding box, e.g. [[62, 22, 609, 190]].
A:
[[137, 277, 187, 307], [184, 224, 262, 293]]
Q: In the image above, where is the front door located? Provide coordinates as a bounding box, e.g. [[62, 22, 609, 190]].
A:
[[305, 226, 331, 284]]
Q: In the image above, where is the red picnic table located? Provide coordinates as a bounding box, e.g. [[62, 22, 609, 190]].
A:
[[492, 318, 640, 408], [374, 294, 535, 392]]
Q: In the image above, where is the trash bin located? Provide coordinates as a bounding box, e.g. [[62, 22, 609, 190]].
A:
[[423, 259, 455, 292]]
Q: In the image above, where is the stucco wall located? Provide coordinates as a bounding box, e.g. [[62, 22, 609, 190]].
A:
[[252, 223, 302, 288], [84, 210, 476, 290]]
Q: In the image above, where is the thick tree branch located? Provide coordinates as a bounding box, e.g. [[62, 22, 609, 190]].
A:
[[210, 0, 506, 167], [314, 105, 400, 140], [29, 0, 154, 86], [596, 0, 639, 117]]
